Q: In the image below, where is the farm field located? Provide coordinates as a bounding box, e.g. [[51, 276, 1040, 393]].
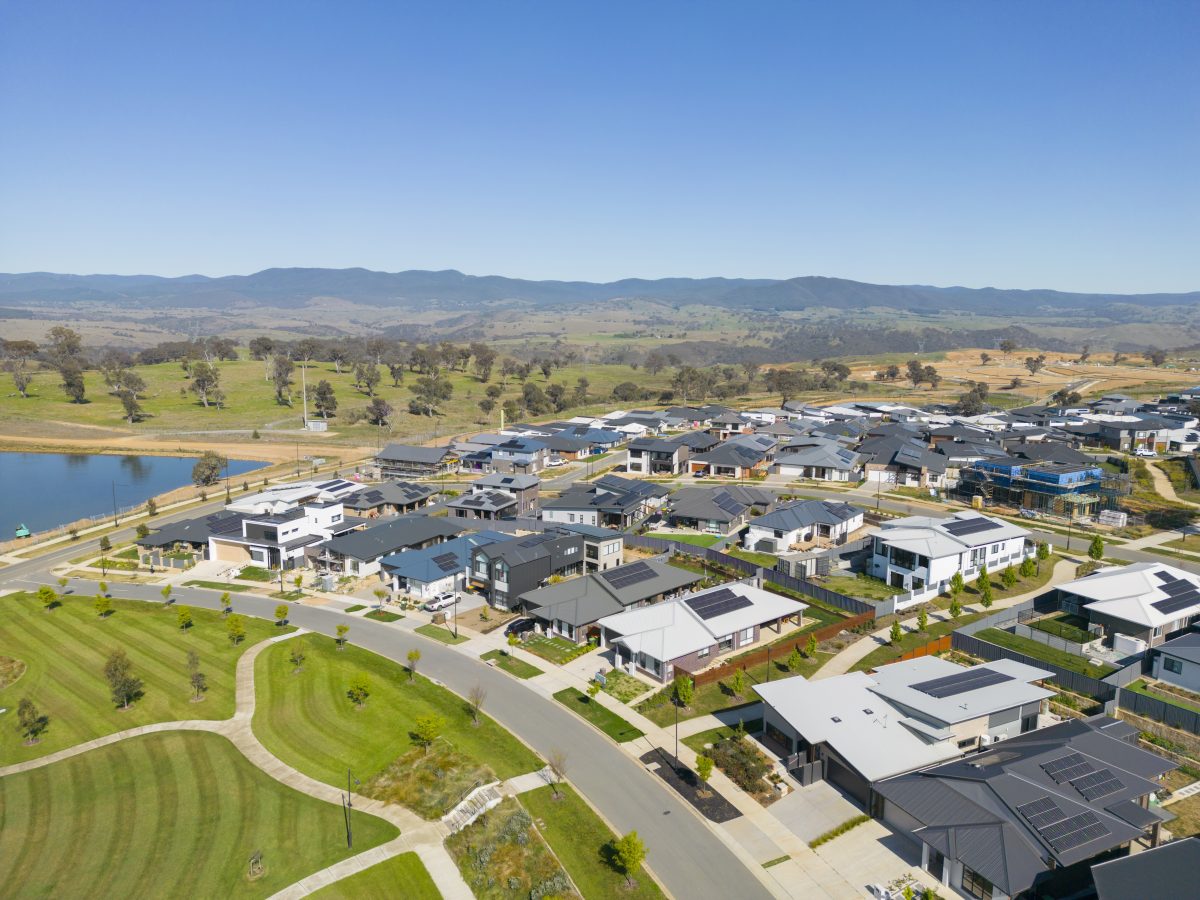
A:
[[251, 635, 541, 789], [0, 731, 398, 897], [0, 592, 281, 763]]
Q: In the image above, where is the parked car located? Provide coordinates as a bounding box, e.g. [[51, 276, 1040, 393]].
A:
[[504, 617, 538, 638], [547, 455, 565, 467], [423, 591, 457, 612], [1134, 448, 1158, 458]]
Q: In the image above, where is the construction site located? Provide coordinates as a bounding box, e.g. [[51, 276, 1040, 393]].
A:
[[954, 459, 1132, 523]]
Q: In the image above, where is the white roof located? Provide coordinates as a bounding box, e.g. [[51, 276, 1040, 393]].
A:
[[226, 479, 350, 515], [755, 657, 1053, 781], [874, 511, 1030, 559], [598, 582, 805, 662], [1064, 562, 1200, 629]]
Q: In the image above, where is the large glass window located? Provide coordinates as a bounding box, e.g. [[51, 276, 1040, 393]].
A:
[[1165, 657, 1183, 674], [961, 866, 993, 900]]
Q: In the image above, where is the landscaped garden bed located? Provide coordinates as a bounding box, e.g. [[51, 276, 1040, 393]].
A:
[[522, 634, 592, 664], [682, 719, 765, 755], [707, 731, 778, 803], [445, 798, 576, 900], [365, 742, 494, 819]]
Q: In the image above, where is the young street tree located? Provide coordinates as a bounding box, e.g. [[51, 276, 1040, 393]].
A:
[[94, 593, 112, 617], [547, 749, 568, 798], [274, 604, 289, 626], [289, 641, 306, 673], [104, 648, 143, 709], [187, 650, 207, 700], [17, 697, 49, 745], [37, 585, 57, 612], [406, 648, 421, 681], [467, 683, 487, 725], [336, 623, 350, 649], [226, 614, 247, 645], [413, 713, 443, 754], [612, 831, 647, 887], [695, 754, 714, 788], [177, 606, 194, 629]]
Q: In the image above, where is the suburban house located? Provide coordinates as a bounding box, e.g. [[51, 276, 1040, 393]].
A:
[[549, 424, 626, 453], [598, 581, 806, 683], [756, 657, 1053, 806], [379, 531, 508, 600], [553, 522, 626, 573], [541, 475, 667, 529], [490, 437, 550, 474], [626, 437, 690, 476], [1091, 835, 1200, 900], [520, 558, 702, 643], [873, 716, 1177, 900], [374, 444, 458, 479], [687, 433, 778, 478], [313, 515, 465, 579], [205, 494, 357, 571], [666, 485, 774, 534], [470, 472, 540, 517], [468, 530, 585, 610], [1056, 562, 1200, 652], [136, 511, 248, 561], [858, 435, 948, 488], [539, 432, 592, 460], [1150, 631, 1200, 692], [342, 481, 438, 517], [956, 458, 1108, 521], [225, 478, 360, 515], [708, 412, 754, 440], [743, 500, 864, 553], [672, 430, 722, 454], [868, 511, 1034, 602], [446, 489, 518, 521], [772, 441, 864, 481]]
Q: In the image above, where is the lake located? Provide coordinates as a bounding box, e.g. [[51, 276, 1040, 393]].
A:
[[1, 452, 266, 536]]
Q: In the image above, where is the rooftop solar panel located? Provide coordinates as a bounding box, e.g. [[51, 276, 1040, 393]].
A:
[[1043, 812, 1108, 852], [911, 668, 1014, 698], [1151, 593, 1200, 615], [1162, 581, 1194, 596], [432, 552, 459, 573], [685, 588, 753, 620], [1042, 752, 1096, 784], [1017, 797, 1060, 818], [942, 518, 1002, 537], [1154, 571, 1180, 584], [1071, 769, 1125, 801]]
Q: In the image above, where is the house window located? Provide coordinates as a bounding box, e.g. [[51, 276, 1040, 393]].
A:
[[740, 627, 754, 644], [718, 636, 733, 652], [1165, 657, 1183, 674], [568, 514, 576, 523], [696, 646, 709, 658], [961, 866, 993, 900]]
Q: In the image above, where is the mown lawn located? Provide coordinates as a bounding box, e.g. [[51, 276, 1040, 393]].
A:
[[974, 628, 1116, 678], [1029, 612, 1094, 644], [184, 580, 255, 592], [726, 548, 780, 568], [0, 592, 279, 764], [646, 532, 721, 548], [816, 573, 903, 601], [682, 719, 765, 755], [0, 731, 398, 897], [1126, 679, 1200, 715], [521, 784, 664, 899], [414, 622, 466, 643], [309, 852, 439, 900], [523, 634, 591, 664], [481, 649, 544, 679], [252, 635, 541, 788], [554, 688, 644, 742]]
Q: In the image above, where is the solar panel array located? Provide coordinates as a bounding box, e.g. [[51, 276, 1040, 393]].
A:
[[1017, 798, 1111, 853], [942, 517, 1003, 537], [714, 493, 745, 515], [432, 552, 460, 574], [601, 561, 658, 591], [911, 668, 1014, 698], [1070, 768, 1125, 801], [685, 587, 753, 620], [1042, 752, 1095, 783], [1150, 571, 1200, 615]]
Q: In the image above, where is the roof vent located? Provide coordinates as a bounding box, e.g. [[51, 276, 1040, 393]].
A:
[[863, 708, 874, 715], [831, 716, 842, 723]]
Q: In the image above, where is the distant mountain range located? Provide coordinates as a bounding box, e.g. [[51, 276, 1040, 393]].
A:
[[0, 268, 1195, 315]]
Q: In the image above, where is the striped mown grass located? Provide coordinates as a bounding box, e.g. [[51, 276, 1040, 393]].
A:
[[0, 592, 281, 764], [0, 731, 398, 897], [309, 852, 440, 899], [252, 635, 541, 789]]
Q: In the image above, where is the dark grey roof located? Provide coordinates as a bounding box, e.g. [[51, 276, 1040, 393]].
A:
[[1091, 837, 1200, 900], [668, 487, 748, 523], [375, 444, 452, 464], [1157, 631, 1200, 665], [476, 531, 580, 566], [343, 481, 436, 509], [875, 717, 1178, 897], [137, 512, 243, 547], [322, 515, 464, 560], [522, 559, 702, 626], [447, 490, 517, 513], [475, 473, 540, 490], [749, 499, 862, 532]]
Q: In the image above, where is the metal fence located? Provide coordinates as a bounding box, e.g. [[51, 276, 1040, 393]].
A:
[[951, 631, 1117, 701], [1187, 455, 1200, 490], [1011, 622, 1099, 657], [1116, 688, 1200, 735]]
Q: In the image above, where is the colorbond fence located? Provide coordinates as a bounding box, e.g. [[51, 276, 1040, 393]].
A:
[[1116, 689, 1200, 735], [896, 634, 953, 662]]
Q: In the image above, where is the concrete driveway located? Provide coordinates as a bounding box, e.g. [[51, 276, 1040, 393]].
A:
[[768, 780, 862, 843]]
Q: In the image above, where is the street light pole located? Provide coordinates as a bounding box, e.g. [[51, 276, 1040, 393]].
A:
[[674, 699, 679, 764], [112, 481, 119, 525], [453, 593, 459, 639]]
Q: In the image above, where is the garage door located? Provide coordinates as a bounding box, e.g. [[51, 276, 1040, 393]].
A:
[[824, 754, 870, 807]]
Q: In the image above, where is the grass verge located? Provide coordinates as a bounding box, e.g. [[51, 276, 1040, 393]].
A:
[[481, 649, 543, 679], [414, 622, 467, 643], [553, 688, 645, 743], [183, 580, 255, 592]]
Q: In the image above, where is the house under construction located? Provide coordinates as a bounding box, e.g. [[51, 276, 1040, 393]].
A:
[[955, 458, 1129, 521]]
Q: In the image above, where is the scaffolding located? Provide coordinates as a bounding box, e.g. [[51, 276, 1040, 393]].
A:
[[955, 461, 1130, 522]]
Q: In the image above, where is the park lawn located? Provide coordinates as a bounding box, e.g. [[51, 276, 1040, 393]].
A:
[[523, 634, 592, 665], [600, 669, 651, 703], [521, 784, 664, 900], [309, 852, 440, 900], [974, 628, 1116, 678], [252, 635, 541, 789], [481, 649, 544, 679], [815, 573, 903, 601], [0, 731, 398, 898], [637, 652, 829, 727], [1126, 679, 1200, 715], [414, 622, 467, 643], [554, 688, 644, 742], [646, 532, 721, 548], [1030, 612, 1094, 644], [184, 580, 255, 592], [726, 548, 780, 569], [446, 797, 575, 900], [682, 719, 765, 755], [0, 592, 279, 764], [851, 612, 987, 673]]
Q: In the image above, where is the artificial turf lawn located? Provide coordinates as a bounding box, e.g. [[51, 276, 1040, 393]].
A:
[[308, 852, 440, 900], [252, 634, 541, 787], [0, 731, 398, 898], [0, 592, 280, 764], [553, 688, 645, 742], [480, 649, 544, 679], [521, 783, 665, 899]]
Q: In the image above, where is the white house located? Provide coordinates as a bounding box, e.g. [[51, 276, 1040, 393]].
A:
[[1059, 562, 1200, 650], [869, 511, 1034, 603], [743, 499, 864, 553], [772, 441, 863, 481]]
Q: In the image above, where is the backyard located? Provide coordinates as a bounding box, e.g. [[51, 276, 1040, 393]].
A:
[[252, 635, 542, 792], [0, 591, 281, 763], [645, 532, 721, 548], [852, 611, 988, 673], [0, 731, 398, 897], [1029, 612, 1095, 645], [1126, 679, 1200, 715], [973, 628, 1117, 678], [815, 573, 902, 601]]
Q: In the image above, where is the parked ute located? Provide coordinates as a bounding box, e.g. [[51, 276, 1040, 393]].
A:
[[422, 591, 457, 612]]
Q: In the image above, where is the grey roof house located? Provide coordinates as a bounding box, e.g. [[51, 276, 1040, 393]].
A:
[[743, 499, 864, 553], [313, 515, 465, 578], [342, 481, 438, 517], [374, 444, 458, 478]]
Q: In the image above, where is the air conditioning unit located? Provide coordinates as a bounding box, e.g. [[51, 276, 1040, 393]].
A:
[[979, 735, 993, 747]]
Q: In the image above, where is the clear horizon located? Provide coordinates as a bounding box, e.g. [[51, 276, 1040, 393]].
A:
[[1, 1, 1196, 293]]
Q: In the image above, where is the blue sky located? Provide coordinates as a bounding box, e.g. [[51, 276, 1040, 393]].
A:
[[1, 1, 1196, 292]]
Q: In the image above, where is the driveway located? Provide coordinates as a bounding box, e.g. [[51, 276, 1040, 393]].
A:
[[768, 781, 862, 844]]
